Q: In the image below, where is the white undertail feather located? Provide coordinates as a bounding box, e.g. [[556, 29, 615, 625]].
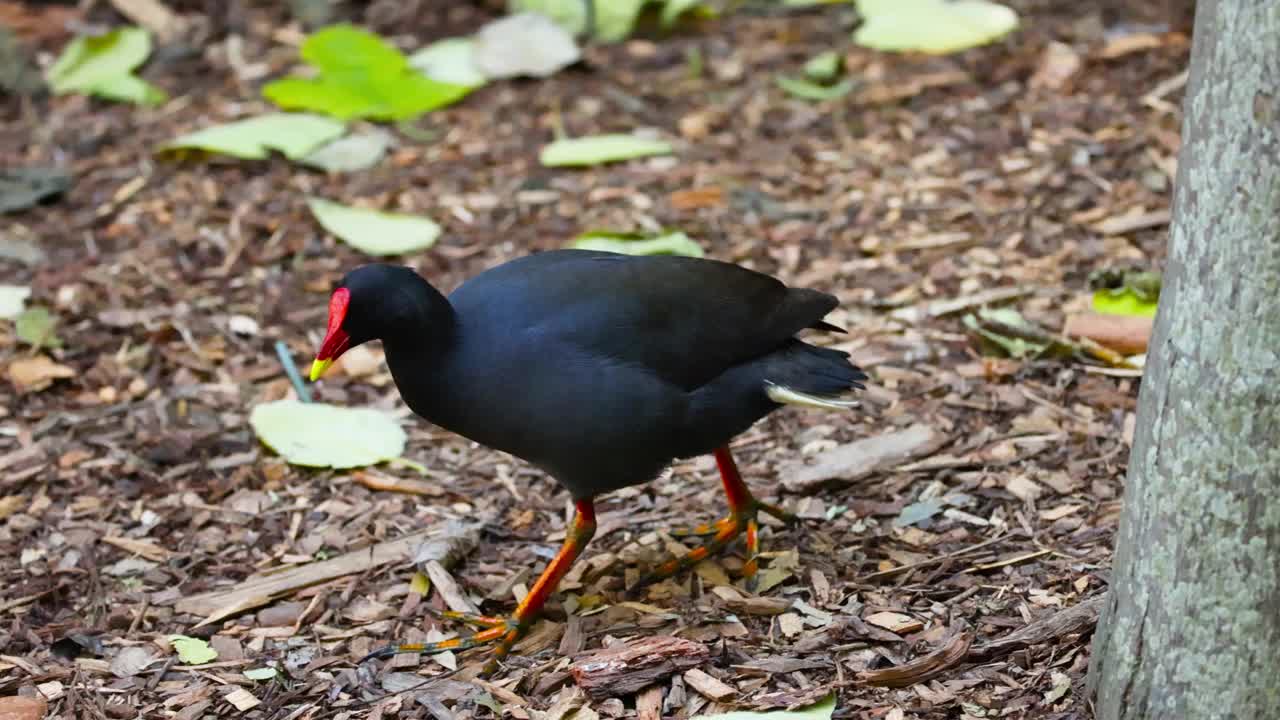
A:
[[765, 382, 861, 410]]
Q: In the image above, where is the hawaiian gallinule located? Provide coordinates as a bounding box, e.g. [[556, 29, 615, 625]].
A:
[[309, 249, 866, 673]]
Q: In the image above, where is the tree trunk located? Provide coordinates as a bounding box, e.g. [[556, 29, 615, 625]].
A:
[[1087, 1, 1280, 718]]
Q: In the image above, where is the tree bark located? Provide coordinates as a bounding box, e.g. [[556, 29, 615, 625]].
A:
[[1087, 1, 1280, 718]]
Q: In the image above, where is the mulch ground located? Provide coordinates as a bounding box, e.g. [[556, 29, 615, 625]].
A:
[[0, 1, 1189, 718]]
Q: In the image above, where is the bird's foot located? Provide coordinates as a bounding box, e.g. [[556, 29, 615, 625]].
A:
[[359, 613, 525, 677], [631, 496, 792, 596]]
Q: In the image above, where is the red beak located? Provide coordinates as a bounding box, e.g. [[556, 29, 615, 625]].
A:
[[310, 287, 351, 381]]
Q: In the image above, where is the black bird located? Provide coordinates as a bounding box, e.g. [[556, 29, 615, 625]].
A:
[[309, 249, 866, 674]]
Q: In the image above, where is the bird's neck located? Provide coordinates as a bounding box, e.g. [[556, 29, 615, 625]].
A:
[[381, 286, 458, 420]]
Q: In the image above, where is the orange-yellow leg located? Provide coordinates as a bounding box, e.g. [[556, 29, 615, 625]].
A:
[[362, 499, 597, 676], [633, 446, 796, 593]]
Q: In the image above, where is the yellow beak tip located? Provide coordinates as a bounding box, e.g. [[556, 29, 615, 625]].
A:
[[309, 359, 332, 382]]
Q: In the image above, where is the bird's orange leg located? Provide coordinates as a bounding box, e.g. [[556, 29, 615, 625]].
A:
[[363, 499, 596, 676], [633, 446, 795, 593]]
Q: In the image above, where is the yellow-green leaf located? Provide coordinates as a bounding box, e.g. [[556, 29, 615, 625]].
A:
[[159, 113, 347, 161], [249, 399, 407, 469], [307, 197, 441, 256], [854, 0, 1018, 54], [541, 134, 674, 167], [1092, 289, 1158, 318], [572, 230, 703, 257], [169, 636, 218, 665], [46, 27, 166, 105], [695, 694, 836, 720]]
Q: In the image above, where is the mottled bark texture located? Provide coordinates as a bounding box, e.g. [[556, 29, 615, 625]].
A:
[[1087, 1, 1280, 718]]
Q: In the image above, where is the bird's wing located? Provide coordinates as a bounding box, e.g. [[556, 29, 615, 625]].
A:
[[451, 250, 839, 390]]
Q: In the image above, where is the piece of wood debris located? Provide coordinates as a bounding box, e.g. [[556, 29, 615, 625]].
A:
[[353, 470, 445, 497], [176, 520, 481, 622], [783, 424, 947, 493], [102, 536, 172, 562], [108, 0, 185, 41], [571, 636, 709, 701], [889, 286, 1031, 324], [864, 612, 924, 635], [1091, 209, 1171, 236], [0, 695, 48, 720], [683, 668, 736, 703], [223, 687, 260, 711], [968, 595, 1105, 661], [709, 586, 794, 615], [1064, 312, 1153, 355], [858, 632, 972, 688], [424, 560, 481, 615], [636, 685, 664, 720]]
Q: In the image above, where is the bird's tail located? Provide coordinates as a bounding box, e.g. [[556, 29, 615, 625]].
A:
[[762, 340, 867, 410]]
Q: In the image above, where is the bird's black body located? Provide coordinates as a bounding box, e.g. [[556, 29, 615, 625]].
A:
[[337, 250, 865, 499]]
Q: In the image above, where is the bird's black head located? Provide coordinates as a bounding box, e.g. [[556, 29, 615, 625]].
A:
[[309, 263, 447, 381]]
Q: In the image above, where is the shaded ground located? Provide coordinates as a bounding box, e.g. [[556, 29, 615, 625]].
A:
[[1, 1, 1189, 718]]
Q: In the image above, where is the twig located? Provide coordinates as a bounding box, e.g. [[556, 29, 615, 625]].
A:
[[274, 340, 311, 403], [858, 533, 1010, 582]]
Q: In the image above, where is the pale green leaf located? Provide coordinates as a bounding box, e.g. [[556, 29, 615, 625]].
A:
[[572, 230, 703, 257], [249, 399, 407, 469], [263, 24, 472, 120], [15, 306, 61, 349], [0, 285, 30, 320], [474, 13, 581, 79], [854, 0, 1018, 54], [298, 129, 392, 172], [509, 0, 590, 35], [168, 636, 218, 665], [541, 134, 674, 167], [776, 76, 854, 101], [803, 50, 843, 82], [509, 0, 647, 42], [408, 37, 487, 86], [244, 667, 279, 681], [1091, 288, 1158, 318], [695, 694, 836, 720], [307, 197, 441, 255], [46, 27, 166, 105], [159, 113, 346, 160]]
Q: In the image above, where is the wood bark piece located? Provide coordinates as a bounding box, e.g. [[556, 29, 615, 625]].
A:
[[858, 632, 972, 688], [570, 636, 709, 701], [969, 595, 1104, 661], [683, 668, 737, 702], [635, 685, 663, 720], [176, 520, 480, 623], [1063, 312, 1153, 355], [783, 424, 947, 493], [424, 560, 481, 615]]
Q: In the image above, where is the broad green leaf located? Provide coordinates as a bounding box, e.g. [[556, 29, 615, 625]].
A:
[[307, 197, 441, 256], [168, 636, 218, 665], [263, 24, 472, 121], [662, 0, 706, 28], [159, 113, 346, 160], [249, 399, 407, 469], [854, 0, 1018, 55], [776, 76, 854, 101], [298, 129, 392, 172], [408, 37, 487, 86], [695, 695, 836, 720], [541, 134, 674, 167], [1091, 288, 1158, 318], [0, 285, 30, 319], [244, 667, 279, 681], [591, 0, 649, 41], [15, 306, 61, 349], [572, 230, 703, 257], [46, 27, 165, 105], [803, 50, 843, 82]]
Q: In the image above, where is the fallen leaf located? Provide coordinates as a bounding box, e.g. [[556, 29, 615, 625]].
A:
[[864, 611, 923, 634], [1063, 312, 1152, 355], [262, 24, 471, 121], [249, 399, 407, 469], [695, 694, 836, 720], [541, 134, 674, 167], [853, 0, 1018, 55], [571, 229, 703, 257], [244, 667, 278, 681], [298, 129, 393, 172], [45, 26, 165, 104], [408, 37, 487, 86], [307, 197, 441, 256], [169, 635, 218, 665], [776, 76, 855, 101], [8, 355, 75, 393], [109, 645, 157, 678], [473, 13, 581, 79], [784, 424, 946, 493], [161, 113, 346, 161], [15, 306, 61, 349]]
